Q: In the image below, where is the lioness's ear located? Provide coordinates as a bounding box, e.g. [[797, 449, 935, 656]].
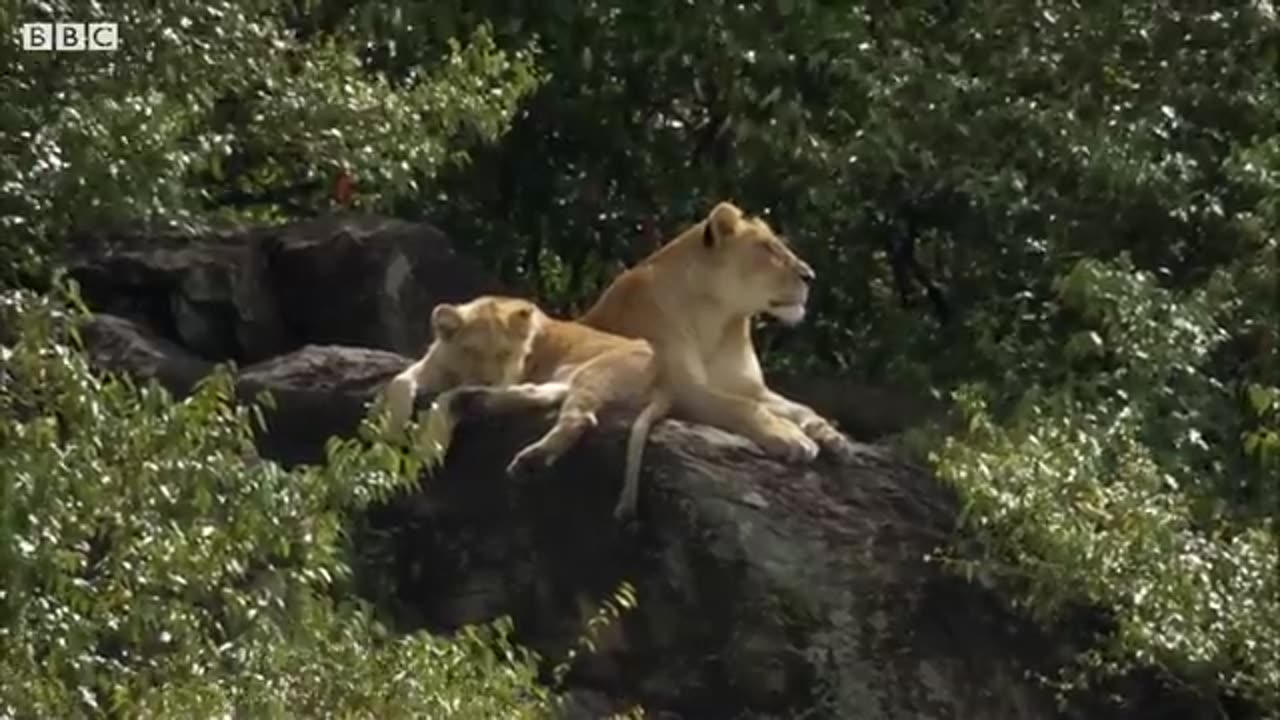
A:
[[704, 202, 742, 248], [431, 303, 463, 339], [507, 304, 535, 333]]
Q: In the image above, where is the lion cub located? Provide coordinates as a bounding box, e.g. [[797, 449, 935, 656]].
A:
[[579, 201, 855, 467], [382, 295, 660, 518]]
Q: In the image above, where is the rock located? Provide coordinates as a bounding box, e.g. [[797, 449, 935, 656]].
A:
[[66, 222, 282, 361], [77, 327, 1236, 720], [79, 326, 1045, 717], [265, 215, 503, 358], [65, 213, 502, 364], [769, 373, 945, 441], [366, 404, 1042, 719], [79, 313, 216, 396], [235, 344, 409, 466], [76, 310, 411, 468]]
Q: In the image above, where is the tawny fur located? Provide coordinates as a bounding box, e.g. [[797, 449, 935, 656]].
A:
[[382, 201, 852, 521], [578, 201, 853, 515], [381, 295, 661, 519]]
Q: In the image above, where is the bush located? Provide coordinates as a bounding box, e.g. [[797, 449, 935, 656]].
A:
[[0, 285, 557, 718], [931, 251, 1280, 710]]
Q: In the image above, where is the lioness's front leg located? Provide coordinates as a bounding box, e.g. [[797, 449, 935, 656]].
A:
[[685, 388, 816, 461], [761, 389, 857, 462], [664, 352, 817, 461]]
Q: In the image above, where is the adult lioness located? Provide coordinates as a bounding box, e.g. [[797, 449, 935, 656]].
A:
[[579, 201, 852, 475], [381, 295, 662, 519]]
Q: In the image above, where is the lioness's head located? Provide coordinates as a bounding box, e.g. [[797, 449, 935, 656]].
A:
[[428, 296, 540, 386], [697, 201, 816, 325]]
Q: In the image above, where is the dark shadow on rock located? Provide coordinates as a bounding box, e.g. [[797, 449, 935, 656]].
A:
[[769, 372, 944, 442]]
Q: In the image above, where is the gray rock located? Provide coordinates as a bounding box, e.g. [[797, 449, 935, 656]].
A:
[[236, 344, 409, 466], [65, 213, 501, 363], [80, 313, 215, 396]]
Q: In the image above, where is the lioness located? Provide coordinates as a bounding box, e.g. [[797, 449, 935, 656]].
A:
[[579, 201, 853, 474], [381, 295, 662, 518]]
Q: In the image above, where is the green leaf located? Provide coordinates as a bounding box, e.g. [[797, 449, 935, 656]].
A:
[[1247, 384, 1276, 415]]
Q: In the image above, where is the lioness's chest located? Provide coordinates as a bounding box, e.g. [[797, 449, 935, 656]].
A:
[[700, 337, 763, 390]]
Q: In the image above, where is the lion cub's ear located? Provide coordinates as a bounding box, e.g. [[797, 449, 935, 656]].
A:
[[431, 303, 464, 339], [703, 201, 743, 248]]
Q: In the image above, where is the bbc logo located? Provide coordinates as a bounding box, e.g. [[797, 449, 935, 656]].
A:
[[20, 22, 120, 51]]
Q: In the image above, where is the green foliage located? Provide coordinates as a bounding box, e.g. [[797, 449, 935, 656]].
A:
[[1243, 383, 1280, 472], [419, 1, 1280, 374], [931, 253, 1280, 708], [0, 286, 556, 718], [384, 4, 1280, 704], [399, 2, 1279, 707], [4, 0, 1279, 712], [550, 582, 638, 687], [0, 0, 542, 286]]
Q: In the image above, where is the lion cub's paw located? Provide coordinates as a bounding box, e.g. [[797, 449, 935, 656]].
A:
[[612, 491, 638, 522], [506, 442, 556, 478], [440, 385, 491, 419], [757, 418, 820, 462]]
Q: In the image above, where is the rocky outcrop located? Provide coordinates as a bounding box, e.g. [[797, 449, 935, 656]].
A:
[[70, 214, 1238, 720], [65, 213, 502, 363], [80, 313, 216, 397]]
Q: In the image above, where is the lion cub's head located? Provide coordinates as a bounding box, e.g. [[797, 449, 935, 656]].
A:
[[697, 202, 817, 325], [428, 296, 540, 386]]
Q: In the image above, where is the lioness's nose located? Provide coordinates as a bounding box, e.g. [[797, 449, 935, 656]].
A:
[[797, 261, 816, 282]]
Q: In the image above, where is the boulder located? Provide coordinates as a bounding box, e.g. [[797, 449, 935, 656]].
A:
[[80, 313, 215, 397], [65, 213, 501, 363], [367, 399, 1130, 720], [77, 311, 407, 467], [236, 344, 408, 467]]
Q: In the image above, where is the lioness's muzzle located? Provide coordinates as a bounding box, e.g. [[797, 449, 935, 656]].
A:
[[796, 260, 816, 282]]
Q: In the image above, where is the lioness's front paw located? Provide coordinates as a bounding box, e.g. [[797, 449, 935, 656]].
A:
[[757, 419, 820, 462], [802, 419, 859, 463]]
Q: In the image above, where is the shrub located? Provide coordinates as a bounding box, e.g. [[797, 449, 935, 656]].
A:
[[0, 285, 557, 719], [932, 253, 1280, 710]]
